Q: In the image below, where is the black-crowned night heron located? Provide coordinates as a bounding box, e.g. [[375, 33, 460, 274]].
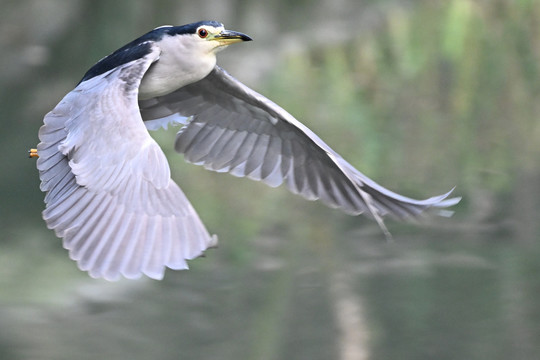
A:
[[32, 21, 460, 280]]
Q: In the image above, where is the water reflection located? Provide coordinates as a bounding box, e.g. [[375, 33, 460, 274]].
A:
[[2, 225, 538, 359]]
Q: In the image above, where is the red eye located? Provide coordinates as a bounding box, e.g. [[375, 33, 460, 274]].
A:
[[198, 28, 208, 38]]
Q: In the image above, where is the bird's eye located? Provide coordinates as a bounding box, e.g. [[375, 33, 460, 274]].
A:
[[198, 28, 208, 38]]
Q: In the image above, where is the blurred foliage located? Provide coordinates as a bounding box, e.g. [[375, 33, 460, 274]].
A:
[[266, 0, 540, 196], [2, 0, 539, 239]]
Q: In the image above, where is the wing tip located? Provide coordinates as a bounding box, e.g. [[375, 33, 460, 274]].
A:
[[419, 187, 461, 218], [427, 187, 461, 208]]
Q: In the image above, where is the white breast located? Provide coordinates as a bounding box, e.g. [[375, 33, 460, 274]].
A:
[[138, 34, 217, 100]]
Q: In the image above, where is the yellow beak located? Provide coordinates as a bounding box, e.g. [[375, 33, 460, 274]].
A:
[[212, 30, 252, 45]]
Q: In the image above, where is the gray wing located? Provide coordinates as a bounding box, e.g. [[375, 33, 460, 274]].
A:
[[37, 44, 216, 281], [139, 66, 460, 227]]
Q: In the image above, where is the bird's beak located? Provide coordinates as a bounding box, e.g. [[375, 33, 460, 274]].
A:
[[212, 30, 252, 45]]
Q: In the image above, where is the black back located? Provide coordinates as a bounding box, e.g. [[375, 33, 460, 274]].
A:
[[79, 21, 222, 83]]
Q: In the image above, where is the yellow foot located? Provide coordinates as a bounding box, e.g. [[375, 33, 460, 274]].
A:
[[28, 148, 39, 158]]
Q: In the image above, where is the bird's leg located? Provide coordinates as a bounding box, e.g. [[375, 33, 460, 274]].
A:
[[28, 148, 39, 158]]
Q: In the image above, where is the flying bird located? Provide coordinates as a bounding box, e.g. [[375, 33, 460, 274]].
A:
[[33, 21, 460, 280]]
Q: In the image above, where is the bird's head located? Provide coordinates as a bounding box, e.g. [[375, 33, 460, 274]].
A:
[[158, 21, 252, 57], [138, 21, 251, 99], [186, 21, 252, 53]]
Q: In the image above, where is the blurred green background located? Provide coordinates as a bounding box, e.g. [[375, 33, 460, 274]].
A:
[[1, 0, 539, 359]]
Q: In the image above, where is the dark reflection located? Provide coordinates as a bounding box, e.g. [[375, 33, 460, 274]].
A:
[[4, 229, 540, 359]]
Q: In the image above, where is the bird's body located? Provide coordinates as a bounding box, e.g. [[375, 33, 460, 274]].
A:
[[35, 21, 460, 280]]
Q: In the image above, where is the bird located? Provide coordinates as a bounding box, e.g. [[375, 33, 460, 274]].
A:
[[33, 21, 460, 281]]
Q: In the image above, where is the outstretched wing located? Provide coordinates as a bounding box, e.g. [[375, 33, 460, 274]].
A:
[[37, 43, 216, 281], [139, 66, 460, 227]]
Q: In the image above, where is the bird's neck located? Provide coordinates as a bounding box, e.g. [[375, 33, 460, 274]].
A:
[[138, 36, 217, 100]]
